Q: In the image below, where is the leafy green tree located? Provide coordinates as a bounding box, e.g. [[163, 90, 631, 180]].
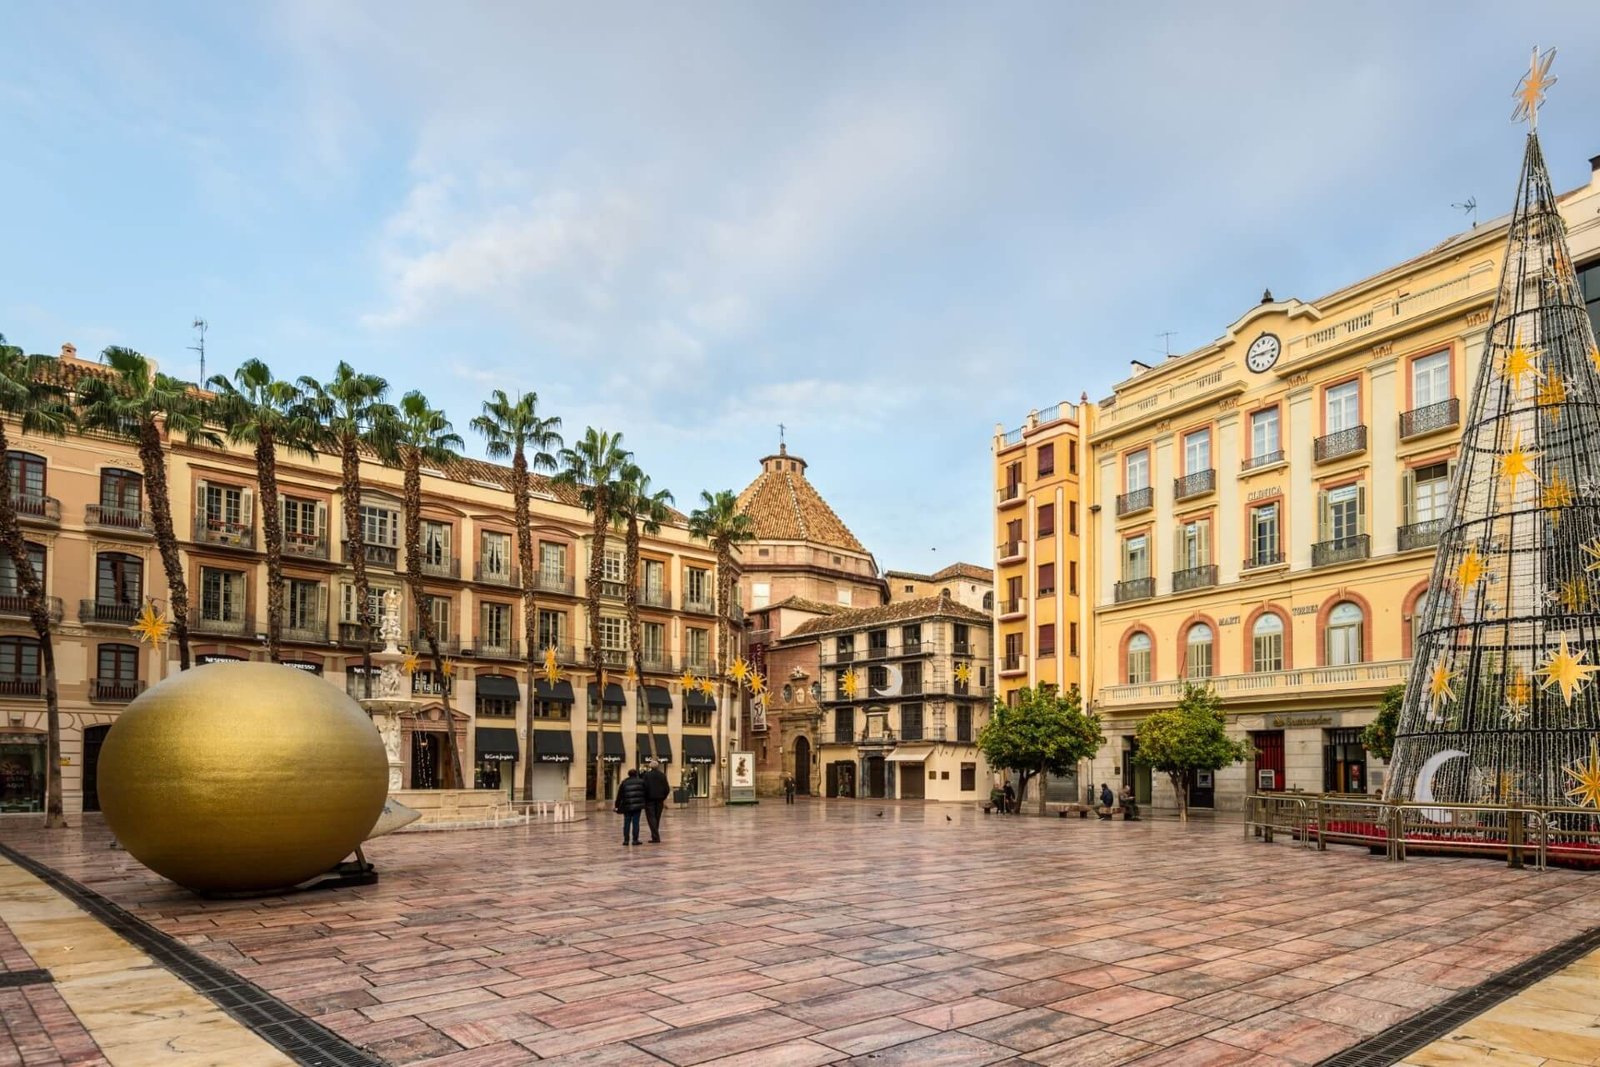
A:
[[1133, 683, 1254, 821], [976, 684, 1104, 812], [688, 489, 756, 802], [1360, 684, 1404, 762]]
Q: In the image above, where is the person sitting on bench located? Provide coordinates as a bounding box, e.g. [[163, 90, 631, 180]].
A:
[[1119, 783, 1141, 821], [1097, 782, 1115, 820]]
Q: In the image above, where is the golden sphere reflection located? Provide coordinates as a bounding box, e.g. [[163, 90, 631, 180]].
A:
[[98, 662, 388, 894]]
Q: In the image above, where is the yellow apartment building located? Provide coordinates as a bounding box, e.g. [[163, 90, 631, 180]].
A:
[[1085, 153, 1600, 814], [0, 348, 738, 819]]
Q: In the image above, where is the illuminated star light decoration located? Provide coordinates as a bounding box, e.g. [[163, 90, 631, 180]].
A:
[[748, 672, 767, 697], [678, 668, 696, 692], [542, 647, 564, 684], [1511, 46, 1557, 128], [1543, 472, 1574, 525], [127, 600, 172, 646], [1502, 669, 1533, 726], [953, 662, 973, 686], [1564, 740, 1600, 808], [727, 657, 750, 685], [1427, 660, 1458, 709], [1535, 636, 1599, 707], [1581, 536, 1600, 574], [1497, 433, 1540, 485], [1455, 546, 1488, 592], [695, 675, 716, 696], [401, 650, 420, 675], [1537, 374, 1568, 420], [841, 668, 860, 699], [1501, 336, 1541, 392]]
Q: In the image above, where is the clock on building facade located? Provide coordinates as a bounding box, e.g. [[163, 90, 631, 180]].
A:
[[1245, 332, 1281, 373]]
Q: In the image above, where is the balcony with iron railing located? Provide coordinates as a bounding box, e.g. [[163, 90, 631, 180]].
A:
[[474, 563, 519, 587], [997, 483, 1024, 508], [1114, 577, 1154, 603], [999, 653, 1028, 676], [409, 633, 460, 656], [1172, 564, 1218, 593], [1173, 469, 1216, 501], [1241, 450, 1284, 472], [90, 678, 146, 703], [1314, 425, 1368, 462], [85, 505, 153, 535], [192, 613, 253, 637], [999, 597, 1028, 620], [0, 675, 42, 698], [1243, 550, 1286, 571], [0, 594, 62, 623], [1099, 658, 1411, 710], [533, 570, 573, 595], [281, 613, 328, 643], [682, 595, 717, 615], [342, 542, 397, 568], [536, 644, 579, 665], [600, 579, 627, 600], [599, 648, 628, 667], [1312, 534, 1371, 568], [337, 621, 382, 651], [1398, 519, 1445, 552], [1399, 397, 1460, 440], [12, 494, 61, 526], [637, 587, 672, 610], [283, 532, 330, 561], [642, 651, 674, 674], [79, 599, 141, 626], [420, 555, 461, 579], [997, 540, 1027, 564], [473, 638, 520, 660], [1116, 486, 1153, 517], [194, 515, 254, 549]]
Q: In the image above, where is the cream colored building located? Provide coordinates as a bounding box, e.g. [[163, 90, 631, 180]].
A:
[[1084, 154, 1600, 813], [883, 562, 993, 611], [0, 349, 739, 819]]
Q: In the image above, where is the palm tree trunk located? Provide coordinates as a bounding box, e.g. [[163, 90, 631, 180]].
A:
[[340, 439, 373, 696], [139, 419, 190, 670], [404, 453, 463, 789], [256, 434, 284, 662], [588, 497, 608, 803], [0, 422, 63, 826], [627, 513, 653, 756], [713, 546, 731, 803], [513, 449, 539, 802]]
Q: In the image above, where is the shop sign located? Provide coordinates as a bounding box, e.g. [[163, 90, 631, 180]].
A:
[[1291, 605, 1319, 616], [195, 654, 245, 665], [1217, 615, 1239, 626], [1270, 713, 1335, 728], [280, 660, 323, 675], [1247, 486, 1280, 500]]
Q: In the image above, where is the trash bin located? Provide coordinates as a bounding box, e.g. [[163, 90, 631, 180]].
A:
[[672, 787, 689, 805]]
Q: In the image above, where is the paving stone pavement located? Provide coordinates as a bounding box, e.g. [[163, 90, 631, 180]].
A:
[[5, 800, 1600, 1066]]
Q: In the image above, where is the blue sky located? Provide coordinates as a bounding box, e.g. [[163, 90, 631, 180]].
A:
[[4, 2, 1600, 572]]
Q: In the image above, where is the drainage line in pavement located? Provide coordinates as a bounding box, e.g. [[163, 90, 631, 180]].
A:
[[0, 841, 385, 1067], [1316, 921, 1600, 1067]]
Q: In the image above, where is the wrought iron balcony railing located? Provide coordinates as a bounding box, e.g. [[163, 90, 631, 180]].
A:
[[283, 533, 329, 560], [0, 675, 42, 698], [997, 483, 1023, 505], [1312, 534, 1371, 567], [90, 678, 146, 703], [1399, 398, 1459, 440], [999, 597, 1027, 618], [1174, 469, 1216, 500], [1314, 425, 1367, 462], [1114, 577, 1154, 603], [473, 639, 520, 660], [79, 600, 141, 626], [409, 633, 460, 656], [337, 622, 381, 650], [12, 495, 60, 525], [1116, 486, 1153, 517], [637, 587, 671, 609], [194, 515, 254, 549], [474, 563, 519, 586], [682, 596, 716, 615], [281, 615, 328, 643], [342, 542, 397, 568], [192, 613, 253, 637], [1398, 519, 1445, 552], [85, 505, 153, 534], [533, 570, 573, 595], [1243, 550, 1285, 570], [999, 653, 1028, 675], [1172, 564, 1218, 592], [0, 594, 62, 623], [419, 556, 460, 579], [1242, 450, 1284, 472], [997, 540, 1026, 563]]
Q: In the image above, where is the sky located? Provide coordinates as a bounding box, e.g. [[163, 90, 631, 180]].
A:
[[4, 2, 1600, 572]]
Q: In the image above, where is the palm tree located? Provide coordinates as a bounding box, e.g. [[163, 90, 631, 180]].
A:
[[0, 337, 75, 827], [395, 391, 465, 789], [553, 429, 631, 800], [208, 361, 318, 663], [471, 390, 562, 801], [688, 489, 755, 803], [299, 364, 396, 696], [619, 464, 673, 759], [79, 347, 220, 670]]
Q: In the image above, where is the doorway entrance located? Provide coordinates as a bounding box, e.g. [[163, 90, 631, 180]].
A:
[[793, 736, 811, 795], [82, 724, 111, 812], [865, 756, 886, 798], [411, 733, 441, 788], [1121, 737, 1152, 805], [1324, 728, 1367, 794], [900, 762, 925, 799], [826, 761, 855, 797], [1252, 730, 1286, 792]]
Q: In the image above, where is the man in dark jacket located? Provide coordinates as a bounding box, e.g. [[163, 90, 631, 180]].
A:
[[641, 760, 671, 842], [615, 769, 647, 845]]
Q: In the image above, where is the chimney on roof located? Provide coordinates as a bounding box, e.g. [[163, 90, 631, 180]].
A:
[[937, 587, 951, 611], [60, 343, 76, 360]]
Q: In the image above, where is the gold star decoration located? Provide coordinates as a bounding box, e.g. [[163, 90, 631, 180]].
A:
[[953, 662, 973, 686], [1498, 433, 1540, 485], [441, 657, 456, 679], [1591, 345, 1600, 375], [1502, 337, 1541, 392], [1427, 660, 1458, 708], [1564, 739, 1600, 809], [1536, 635, 1599, 707], [542, 647, 564, 684], [1581, 537, 1600, 575], [1543, 472, 1573, 525], [1455, 547, 1488, 592], [1503, 668, 1533, 725], [1556, 577, 1594, 614], [841, 668, 860, 699], [1512, 46, 1557, 128], [401, 651, 420, 675], [623, 665, 638, 686], [1537, 374, 1567, 420], [697, 675, 717, 696], [678, 668, 696, 692], [727, 657, 750, 684], [748, 672, 767, 697], [127, 600, 171, 646]]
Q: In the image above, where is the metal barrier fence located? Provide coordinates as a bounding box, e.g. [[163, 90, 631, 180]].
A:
[[1244, 793, 1600, 870]]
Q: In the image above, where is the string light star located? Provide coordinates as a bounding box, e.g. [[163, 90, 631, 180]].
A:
[[1543, 472, 1574, 525], [1564, 739, 1600, 809], [749, 672, 767, 697], [728, 657, 750, 684], [678, 668, 696, 692], [1498, 433, 1540, 485], [1455, 547, 1488, 592], [1581, 537, 1600, 575], [695, 675, 716, 696], [1556, 577, 1594, 614], [841, 668, 860, 699], [1503, 669, 1534, 725], [440, 657, 456, 679], [1537, 373, 1567, 420], [1502, 337, 1541, 392], [1536, 635, 1599, 707], [1511, 46, 1557, 129], [127, 600, 171, 646], [1427, 660, 1458, 708], [623, 665, 638, 686], [1479, 769, 1528, 806], [1591, 345, 1600, 375], [953, 662, 973, 686], [401, 651, 420, 675]]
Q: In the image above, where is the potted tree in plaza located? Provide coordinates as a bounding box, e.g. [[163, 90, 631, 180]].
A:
[[1133, 683, 1254, 821], [977, 684, 1104, 815]]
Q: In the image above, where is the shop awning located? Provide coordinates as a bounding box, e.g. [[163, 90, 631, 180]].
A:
[[477, 675, 521, 700], [475, 727, 520, 763], [535, 679, 575, 703], [685, 689, 716, 711], [643, 685, 673, 710], [887, 745, 934, 763], [587, 731, 626, 763], [532, 729, 574, 763], [587, 682, 626, 707], [636, 734, 673, 763], [682, 735, 716, 765]]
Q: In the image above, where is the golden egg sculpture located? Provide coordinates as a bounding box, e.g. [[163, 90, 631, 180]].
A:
[[98, 662, 388, 894]]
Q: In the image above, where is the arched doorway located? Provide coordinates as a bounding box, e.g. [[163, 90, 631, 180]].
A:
[[82, 725, 111, 812], [793, 736, 811, 796]]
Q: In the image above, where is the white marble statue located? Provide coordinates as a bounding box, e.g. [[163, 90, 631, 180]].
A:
[[379, 588, 404, 645]]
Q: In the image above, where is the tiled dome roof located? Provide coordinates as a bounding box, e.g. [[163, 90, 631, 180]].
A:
[[735, 445, 865, 553]]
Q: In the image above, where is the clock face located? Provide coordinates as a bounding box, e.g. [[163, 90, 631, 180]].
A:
[[1246, 333, 1281, 373]]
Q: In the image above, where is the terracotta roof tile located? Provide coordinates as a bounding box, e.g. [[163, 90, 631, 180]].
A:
[[781, 593, 989, 641], [884, 562, 994, 584], [736, 453, 865, 553], [764, 596, 842, 616]]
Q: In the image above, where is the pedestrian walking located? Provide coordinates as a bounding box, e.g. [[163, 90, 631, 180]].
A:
[[615, 768, 647, 845], [783, 774, 796, 805], [641, 760, 671, 843]]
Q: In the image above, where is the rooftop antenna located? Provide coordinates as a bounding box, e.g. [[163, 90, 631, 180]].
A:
[[1157, 331, 1177, 357], [1452, 197, 1479, 228], [189, 318, 207, 381]]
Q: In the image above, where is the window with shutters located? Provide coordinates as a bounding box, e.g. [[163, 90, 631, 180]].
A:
[[902, 661, 922, 694], [686, 567, 711, 606], [1037, 443, 1054, 476], [7, 452, 45, 500], [539, 542, 565, 581], [1327, 602, 1364, 665], [200, 568, 245, 621], [867, 665, 887, 691], [341, 582, 394, 624], [1069, 560, 1078, 595], [98, 643, 139, 683], [480, 602, 512, 649], [1068, 500, 1078, 534], [0, 636, 41, 683], [1325, 380, 1360, 433], [95, 552, 142, 607], [1070, 621, 1079, 657], [1176, 518, 1210, 569], [1252, 613, 1284, 672], [421, 521, 452, 566], [1038, 624, 1055, 658], [285, 579, 324, 633], [416, 596, 451, 642], [1037, 503, 1055, 537], [1251, 408, 1281, 460], [1185, 624, 1214, 679], [834, 706, 855, 744], [1122, 534, 1149, 581], [99, 469, 142, 512], [643, 559, 666, 603], [538, 610, 565, 650], [686, 627, 709, 668], [642, 621, 666, 665], [901, 624, 921, 649], [202, 483, 247, 529], [1321, 483, 1365, 543], [282, 496, 320, 539], [1126, 633, 1151, 683], [480, 531, 512, 579], [1125, 449, 1149, 492], [1068, 440, 1078, 473], [960, 762, 976, 791], [956, 706, 973, 742], [1038, 563, 1055, 596]]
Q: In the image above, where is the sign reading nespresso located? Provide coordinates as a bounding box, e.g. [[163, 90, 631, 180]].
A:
[[279, 660, 323, 675], [194, 654, 244, 666]]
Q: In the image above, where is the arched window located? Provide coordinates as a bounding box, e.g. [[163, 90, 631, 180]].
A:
[[1252, 613, 1284, 673], [782, 683, 793, 704], [1126, 633, 1152, 684], [982, 591, 994, 611], [1327, 601, 1364, 665], [1185, 623, 1214, 680], [1410, 591, 1429, 652]]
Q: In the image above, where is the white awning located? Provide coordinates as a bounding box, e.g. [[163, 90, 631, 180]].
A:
[[886, 745, 934, 763]]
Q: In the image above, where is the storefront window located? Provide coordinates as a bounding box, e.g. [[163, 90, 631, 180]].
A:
[[476, 760, 502, 790], [0, 736, 45, 812]]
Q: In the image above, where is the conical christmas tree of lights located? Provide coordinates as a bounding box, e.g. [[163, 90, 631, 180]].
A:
[[1386, 50, 1600, 812]]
